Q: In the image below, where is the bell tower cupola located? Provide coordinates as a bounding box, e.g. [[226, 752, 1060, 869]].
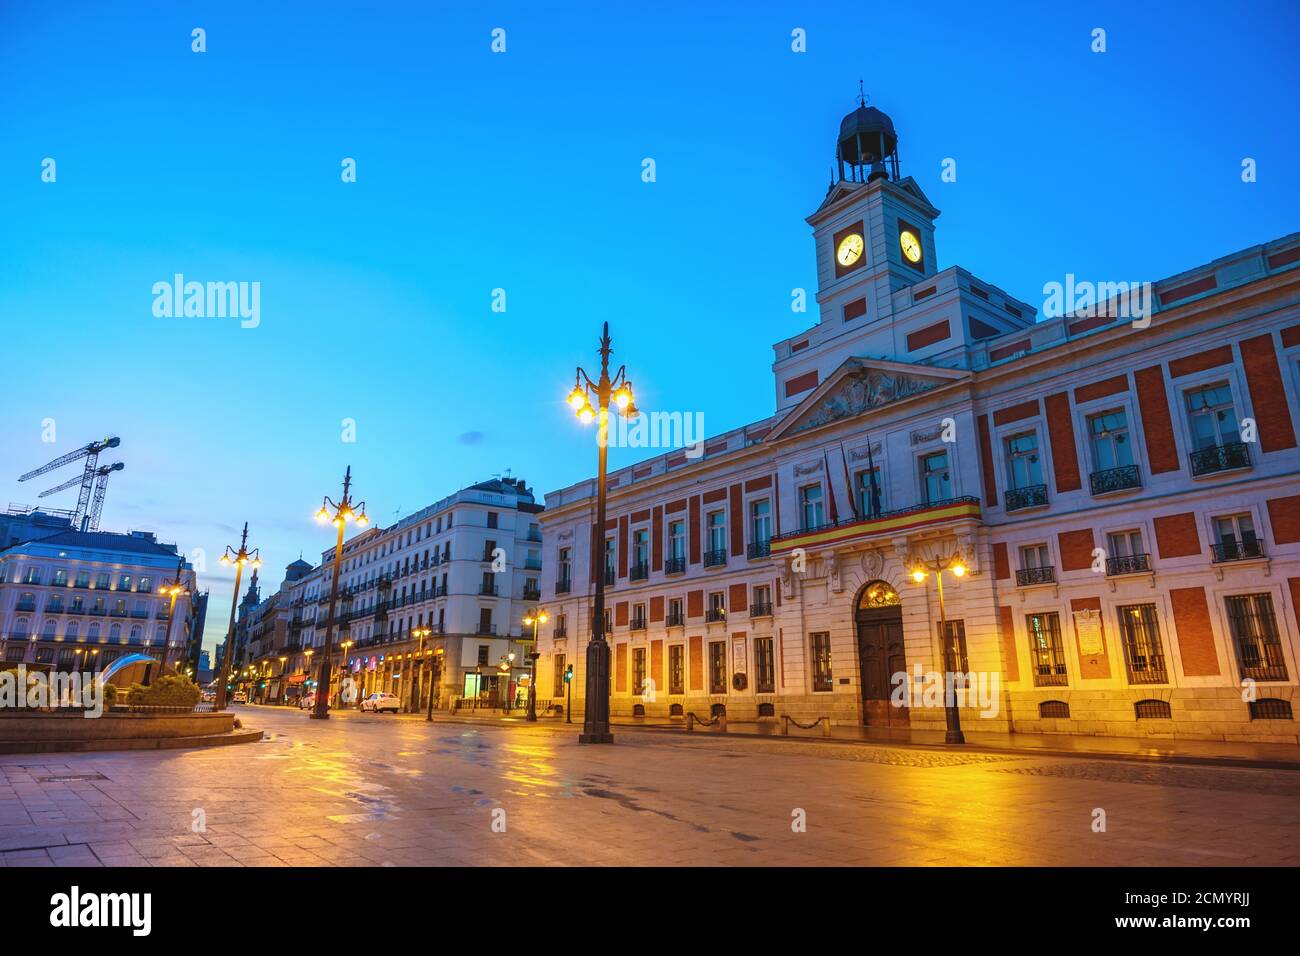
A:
[[836, 84, 900, 184]]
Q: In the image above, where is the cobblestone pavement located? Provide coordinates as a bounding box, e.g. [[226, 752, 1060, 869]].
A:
[[1, 707, 1296, 866]]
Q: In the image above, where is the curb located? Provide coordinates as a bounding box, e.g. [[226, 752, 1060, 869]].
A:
[[0, 727, 265, 755]]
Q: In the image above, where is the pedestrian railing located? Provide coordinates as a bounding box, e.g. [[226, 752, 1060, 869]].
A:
[[685, 712, 726, 733], [781, 715, 831, 737]]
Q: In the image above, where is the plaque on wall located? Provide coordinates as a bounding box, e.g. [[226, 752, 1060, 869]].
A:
[[1073, 608, 1104, 657]]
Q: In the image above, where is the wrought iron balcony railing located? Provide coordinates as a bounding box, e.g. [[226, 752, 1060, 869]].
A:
[[1015, 566, 1056, 586], [1090, 464, 1141, 495], [664, 556, 686, 575], [1106, 553, 1151, 576], [555, 578, 571, 595], [1212, 539, 1265, 563], [629, 561, 649, 581], [705, 608, 726, 623], [1004, 484, 1049, 512], [1189, 441, 1250, 477], [703, 548, 728, 568], [665, 611, 685, 627], [750, 601, 773, 618], [748, 540, 771, 559]]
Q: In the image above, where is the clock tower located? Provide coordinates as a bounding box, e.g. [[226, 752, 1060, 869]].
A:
[[807, 98, 940, 329]]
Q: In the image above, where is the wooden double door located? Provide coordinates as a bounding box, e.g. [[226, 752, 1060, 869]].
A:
[[857, 605, 909, 726]]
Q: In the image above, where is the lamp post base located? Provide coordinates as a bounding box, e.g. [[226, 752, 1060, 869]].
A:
[[578, 732, 614, 744], [309, 712, 330, 720], [945, 730, 965, 744]]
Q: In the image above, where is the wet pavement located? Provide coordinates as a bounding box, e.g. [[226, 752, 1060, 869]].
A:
[[1, 706, 1296, 866]]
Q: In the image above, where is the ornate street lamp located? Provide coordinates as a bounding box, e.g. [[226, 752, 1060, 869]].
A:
[[311, 466, 368, 720], [410, 626, 432, 713], [908, 551, 969, 745], [214, 523, 260, 711], [566, 322, 637, 744], [158, 556, 192, 673], [521, 609, 548, 721]]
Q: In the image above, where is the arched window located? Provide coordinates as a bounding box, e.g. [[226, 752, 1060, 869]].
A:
[[155, 626, 167, 644], [66, 621, 79, 641], [42, 619, 57, 638], [14, 618, 30, 638], [130, 625, 143, 644], [88, 622, 100, 641], [109, 623, 122, 643]]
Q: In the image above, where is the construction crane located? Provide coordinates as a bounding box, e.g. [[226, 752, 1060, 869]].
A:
[[37, 462, 124, 532], [18, 435, 121, 532]]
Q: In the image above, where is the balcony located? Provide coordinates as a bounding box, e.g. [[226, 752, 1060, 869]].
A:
[[434, 585, 448, 598], [665, 611, 685, 628], [705, 608, 726, 623], [110, 608, 128, 618], [479, 584, 500, 596], [1189, 441, 1251, 477], [553, 626, 567, 639], [664, 556, 686, 575], [131, 608, 150, 619], [603, 569, 615, 586], [703, 549, 728, 568], [524, 558, 543, 571], [1004, 484, 1049, 512], [630, 616, 647, 631], [555, 577, 571, 595], [526, 529, 542, 542], [15, 600, 36, 612], [770, 496, 981, 552], [1090, 464, 1142, 496], [750, 601, 773, 618], [1212, 539, 1265, 564], [747, 540, 771, 560], [475, 624, 497, 636], [629, 561, 649, 582], [1106, 553, 1151, 576], [522, 586, 541, 601], [1015, 566, 1056, 587], [45, 602, 65, 615]]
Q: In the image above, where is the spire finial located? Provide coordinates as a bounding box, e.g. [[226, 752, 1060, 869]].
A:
[[857, 80, 867, 107]]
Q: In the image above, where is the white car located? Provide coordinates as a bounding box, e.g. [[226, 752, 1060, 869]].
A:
[[360, 692, 400, 714], [299, 693, 316, 710], [232, 690, 247, 704]]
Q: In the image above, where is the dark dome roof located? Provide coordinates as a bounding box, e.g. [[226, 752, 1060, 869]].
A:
[[837, 105, 898, 166], [839, 105, 895, 141]]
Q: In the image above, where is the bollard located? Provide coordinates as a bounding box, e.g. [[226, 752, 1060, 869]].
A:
[[821, 717, 831, 737], [781, 715, 790, 736], [718, 714, 727, 734], [686, 713, 695, 733]]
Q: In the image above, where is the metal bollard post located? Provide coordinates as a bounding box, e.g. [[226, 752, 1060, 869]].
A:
[[821, 717, 831, 737], [686, 713, 695, 733], [718, 715, 727, 734], [781, 715, 790, 736]]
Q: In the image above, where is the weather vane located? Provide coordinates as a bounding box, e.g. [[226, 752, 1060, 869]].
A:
[[858, 79, 867, 107]]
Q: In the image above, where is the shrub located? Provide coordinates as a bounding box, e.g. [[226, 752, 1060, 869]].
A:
[[100, 683, 118, 708], [124, 674, 202, 708]]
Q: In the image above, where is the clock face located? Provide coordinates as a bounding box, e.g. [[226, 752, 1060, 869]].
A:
[[899, 229, 922, 264], [836, 233, 865, 267]]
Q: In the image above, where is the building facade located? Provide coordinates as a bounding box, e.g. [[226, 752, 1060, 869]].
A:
[[536, 104, 1300, 743], [0, 529, 199, 678], [238, 477, 546, 711]]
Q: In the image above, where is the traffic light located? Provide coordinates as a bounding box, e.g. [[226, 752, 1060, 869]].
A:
[[564, 665, 574, 683]]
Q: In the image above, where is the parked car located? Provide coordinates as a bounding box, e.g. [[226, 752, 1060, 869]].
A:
[[360, 692, 401, 714], [232, 690, 247, 704], [299, 693, 316, 710]]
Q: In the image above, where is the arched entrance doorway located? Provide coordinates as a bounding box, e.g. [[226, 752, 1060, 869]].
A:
[[855, 581, 908, 727]]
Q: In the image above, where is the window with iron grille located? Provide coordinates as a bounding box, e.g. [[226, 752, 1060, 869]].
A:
[[709, 642, 726, 694], [552, 654, 566, 697], [940, 620, 969, 673], [1248, 698, 1293, 720], [1134, 699, 1172, 719], [1039, 700, 1070, 719], [811, 632, 832, 691], [1027, 612, 1067, 686], [755, 637, 775, 693], [632, 647, 647, 696], [1117, 604, 1167, 684], [1225, 593, 1288, 681], [668, 644, 685, 695]]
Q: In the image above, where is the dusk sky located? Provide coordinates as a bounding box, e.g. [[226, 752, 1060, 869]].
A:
[[2, 0, 1297, 655]]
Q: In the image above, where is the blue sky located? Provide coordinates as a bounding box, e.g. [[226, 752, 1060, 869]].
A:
[[2, 1, 1297, 653]]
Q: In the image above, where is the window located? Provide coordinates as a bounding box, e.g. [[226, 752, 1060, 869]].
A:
[[1027, 612, 1067, 686], [1005, 432, 1042, 489], [668, 520, 685, 561], [749, 499, 771, 557], [921, 451, 951, 504], [75, 571, 89, 588], [668, 645, 685, 695], [1224, 594, 1287, 681], [705, 511, 727, 566], [553, 654, 567, 697], [553, 612, 567, 638], [1088, 409, 1133, 470], [631, 603, 647, 629], [95, 572, 110, 590], [1016, 544, 1054, 585], [810, 632, 832, 691], [1117, 603, 1167, 683], [631, 529, 649, 579], [855, 467, 883, 518], [604, 537, 616, 581], [118, 574, 132, 591], [1106, 529, 1149, 574], [486, 511, 498, 529], [477, 644, 490, 666], [557, 548, 571, 591], [1186, 383, 1239, 450], [53, 569, 68, 587], [138, 577, 152, 593], [800, 484, 825, 530], [708, 642, 727, 694], [1212, 513, 1261, 562], [751, 584, 772, 617], [23, 566, 41, 585], [478, 608, 493, 634], [706, 591, 726, 622], [632, 647, 647, 696], [667, 597, 684, 627], [755, 637, 775, 693]]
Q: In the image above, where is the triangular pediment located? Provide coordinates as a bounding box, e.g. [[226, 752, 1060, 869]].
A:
[[768, 357, 968, 441]]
